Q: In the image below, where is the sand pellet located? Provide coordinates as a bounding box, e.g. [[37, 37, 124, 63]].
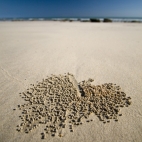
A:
[[15, 73, 131, 138]]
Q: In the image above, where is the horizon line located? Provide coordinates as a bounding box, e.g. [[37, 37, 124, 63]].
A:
[[0, 16, 142, 19]]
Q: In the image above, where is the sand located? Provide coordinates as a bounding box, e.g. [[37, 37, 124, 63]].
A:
[[0, 21, 142, 142]]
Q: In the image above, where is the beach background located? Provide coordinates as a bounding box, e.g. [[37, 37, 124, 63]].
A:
[[0, 21, 142, 142], [1, 17, 142, 22]]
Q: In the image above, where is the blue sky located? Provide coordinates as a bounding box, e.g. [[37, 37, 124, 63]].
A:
[[0, 0, 142, 18]]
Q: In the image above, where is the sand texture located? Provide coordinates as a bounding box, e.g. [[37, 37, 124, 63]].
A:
[[15, 73, 131, 139], [0, 22, 142, 142]]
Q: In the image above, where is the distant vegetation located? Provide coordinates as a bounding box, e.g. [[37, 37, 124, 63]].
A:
[[131, 20, 141, 23], [103, 18, 112, 22], [90, 18, 100, 22], [61, 19, 69, 22]]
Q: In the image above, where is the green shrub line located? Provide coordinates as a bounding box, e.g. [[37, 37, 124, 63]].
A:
[[103, 18, 112, 22]]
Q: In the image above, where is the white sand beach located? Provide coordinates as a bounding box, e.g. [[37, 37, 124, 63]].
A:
[[0, 21, 142, 142]]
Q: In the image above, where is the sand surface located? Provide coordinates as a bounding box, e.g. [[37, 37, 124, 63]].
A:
[[0, 21, 142, 142]]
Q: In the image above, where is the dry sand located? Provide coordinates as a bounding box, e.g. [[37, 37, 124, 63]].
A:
[[0, 21, 142, 142]]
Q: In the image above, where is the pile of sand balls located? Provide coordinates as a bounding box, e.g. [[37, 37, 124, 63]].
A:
[[15, 73, 131, 139]]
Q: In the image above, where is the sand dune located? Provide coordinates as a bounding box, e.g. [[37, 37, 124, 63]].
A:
[[0, 21, 142, 142]]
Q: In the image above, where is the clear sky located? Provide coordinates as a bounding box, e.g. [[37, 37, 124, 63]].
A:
[[0, 0, 142, 18]]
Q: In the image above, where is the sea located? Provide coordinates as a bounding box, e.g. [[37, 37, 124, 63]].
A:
[[0, 17, 142, 22]]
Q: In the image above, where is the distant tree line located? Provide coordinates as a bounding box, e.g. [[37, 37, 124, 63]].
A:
[[90, 18, 112, 22]]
